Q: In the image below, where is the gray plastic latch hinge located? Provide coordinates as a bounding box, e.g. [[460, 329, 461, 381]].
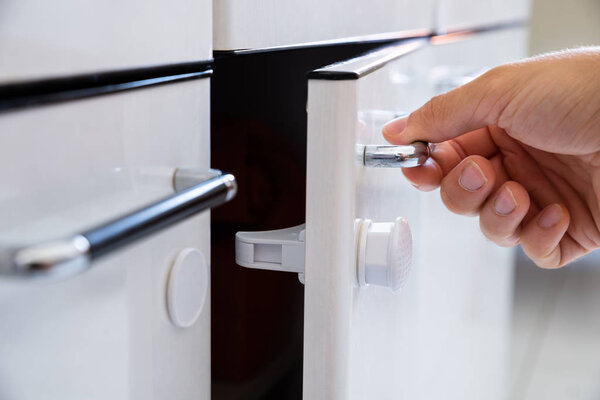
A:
[[235, 224, 305, 284]]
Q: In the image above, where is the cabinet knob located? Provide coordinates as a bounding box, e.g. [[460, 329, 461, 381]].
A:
[[356, 218, 412, 291], [361, 142, 429, 168]]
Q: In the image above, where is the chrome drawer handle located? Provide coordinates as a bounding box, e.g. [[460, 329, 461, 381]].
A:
[[0, 168, 237, 280]]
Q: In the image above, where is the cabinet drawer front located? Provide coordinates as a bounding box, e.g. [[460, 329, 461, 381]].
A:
[[305, 28, 526, 400], [214, 0, 435, 51], [0, 0, 211, 83], [0, 80, 211, 399]]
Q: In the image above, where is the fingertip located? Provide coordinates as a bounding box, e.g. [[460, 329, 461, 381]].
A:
[[478, 181, 530, 247], [439, 155, 497, 216], [382, 116, 408, 144], [499, 181, 530, 215], [402, 157, 443, 191], [521, 203, 570, 269], [537, 203, 569, 230]]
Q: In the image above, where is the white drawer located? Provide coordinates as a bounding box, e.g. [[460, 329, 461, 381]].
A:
[[304, 28, 527, 400], [0, 80, 212, 399], [0, 0, 211, 83], [214, 0, 436, 51], [0, 80, 210, 198], [436, 0, 530, 31]]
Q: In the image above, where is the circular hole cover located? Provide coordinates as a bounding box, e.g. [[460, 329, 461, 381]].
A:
[[167, 248, 208, 328]]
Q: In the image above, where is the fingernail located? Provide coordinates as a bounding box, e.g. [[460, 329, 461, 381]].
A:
[[382, 117, 407, 138], [459, 161, 487, 192], [538, 204, 563, 229], [494, 186, 517, 215]]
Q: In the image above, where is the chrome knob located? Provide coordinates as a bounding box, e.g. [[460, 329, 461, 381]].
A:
[[362, 142, 429, 168]]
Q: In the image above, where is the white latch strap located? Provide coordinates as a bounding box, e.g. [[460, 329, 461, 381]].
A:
[[235, 218, 411, 291], [235, 224, 305, 273]]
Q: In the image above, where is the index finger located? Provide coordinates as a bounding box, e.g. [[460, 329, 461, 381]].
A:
[[382, 66, 513, 145]]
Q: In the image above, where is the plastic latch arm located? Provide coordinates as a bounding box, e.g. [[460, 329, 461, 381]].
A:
[[235, 224, 305, 274]]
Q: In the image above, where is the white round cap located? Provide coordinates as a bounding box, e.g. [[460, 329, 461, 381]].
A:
[[387, 217, 412, 291], [167, 248, 208, 328], [359, 217, 412, 291]]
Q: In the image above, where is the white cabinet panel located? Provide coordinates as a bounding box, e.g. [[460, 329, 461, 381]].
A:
[[305, 28, 527, 400], [510, 252, 600, 399], [0, 80, 211, 399], [0, 0, 211, 83], [214, 0, 435, 51], [436, 0, 530, 31]]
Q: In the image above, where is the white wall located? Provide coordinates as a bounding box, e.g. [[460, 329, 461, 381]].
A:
[[529, 0, 600, 55]]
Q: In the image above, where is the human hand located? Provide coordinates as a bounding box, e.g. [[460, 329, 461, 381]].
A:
[[382, 48, 600, 268]]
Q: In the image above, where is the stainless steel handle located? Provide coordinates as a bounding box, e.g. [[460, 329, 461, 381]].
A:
[[0, 168, 237, 280], [362, 142, 430, 168]]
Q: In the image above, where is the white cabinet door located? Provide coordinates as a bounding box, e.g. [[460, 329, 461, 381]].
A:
[[304, 28, 527, 400], [436, 0, 530, 32], [0, 78, 219, 399], [0, 0, 211, 83], [214, 0, 436, 51]]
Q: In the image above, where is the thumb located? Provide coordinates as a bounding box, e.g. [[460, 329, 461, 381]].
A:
[[382, 67, 512, 145]]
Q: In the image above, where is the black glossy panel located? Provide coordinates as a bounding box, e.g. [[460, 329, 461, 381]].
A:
[[0, 61, 212, 112]]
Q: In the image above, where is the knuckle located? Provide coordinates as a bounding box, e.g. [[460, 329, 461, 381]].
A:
[[521, 241, 563, 269], [482, 64, 511, 81], [479, 218, 520, 247], [439, 186, 456, 211], [440, 184, 479, 216], [474, 65, 514, 124], [533, 256, 562, 269], [480, 63, 514, 89], [497, 238, 521, 248], [411, 94, 446, 129], [427, 94, 446, 121]]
